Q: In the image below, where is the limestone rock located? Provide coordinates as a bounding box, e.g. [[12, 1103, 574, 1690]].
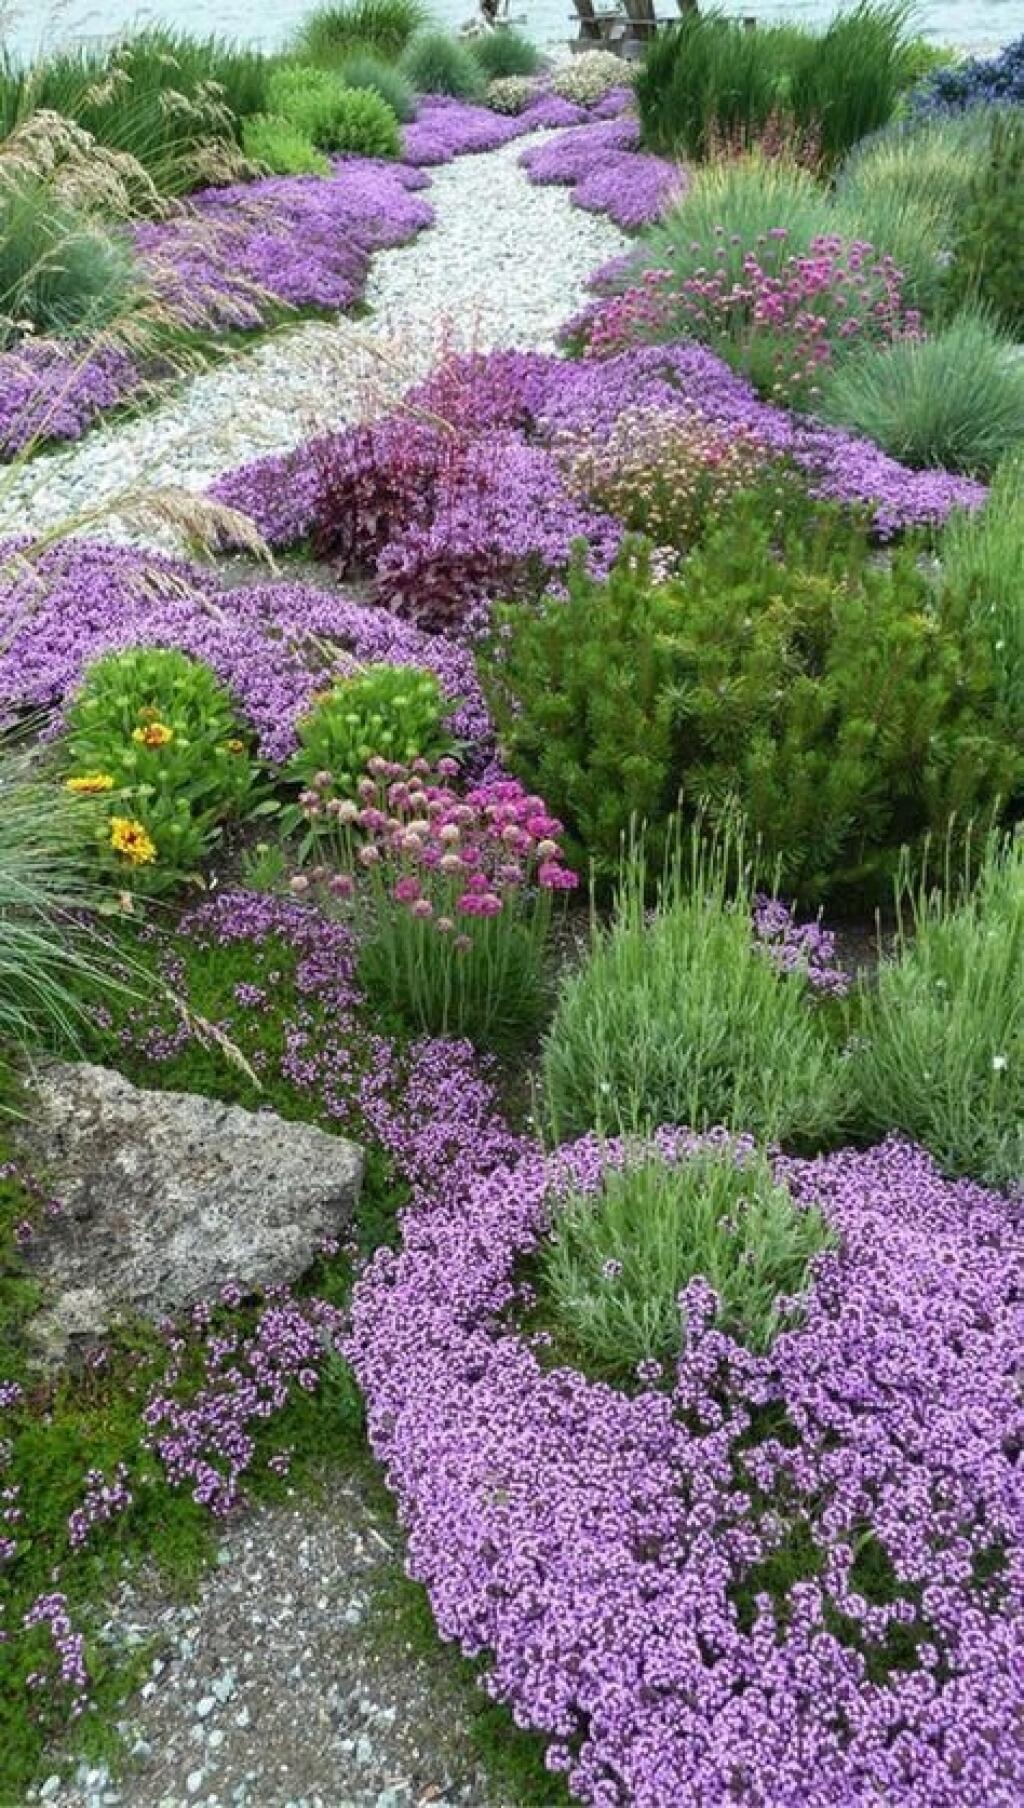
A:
[[16, 1062, 362, 1358]]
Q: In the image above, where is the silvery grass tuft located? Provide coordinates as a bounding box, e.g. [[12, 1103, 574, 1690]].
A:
[[538, 1143, 835, 1377], [941, 453, 1024, 728], [0, 736, 124, 1090], [542, 815, 848, 1150], [855, 828, 1024, 1189]]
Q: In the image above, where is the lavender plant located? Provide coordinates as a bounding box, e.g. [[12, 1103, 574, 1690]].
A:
[[855, 830, 1024, 1188], [538, 1145, 834, 1376], [542, 820, 849, 1149]]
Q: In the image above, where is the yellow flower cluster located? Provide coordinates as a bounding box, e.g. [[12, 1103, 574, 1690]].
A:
[[65, 772, 115, 795], [109, 816, 157, 866], [132, 720, 175, 748]]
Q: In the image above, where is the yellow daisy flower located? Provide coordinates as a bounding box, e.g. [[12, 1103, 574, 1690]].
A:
[[132, 720, 174, 748], [109, 817, 157, 866], [65, 772, 115, 795]]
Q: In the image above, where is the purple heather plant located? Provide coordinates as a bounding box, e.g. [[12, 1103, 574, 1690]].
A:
[[348, 1119, 1024, 1807], [136, 156, 434, 330], [0, 341, 141, 459], [520, 116, 686, 229], [212, 341, 985, 588], [0, 542, 490, 762]]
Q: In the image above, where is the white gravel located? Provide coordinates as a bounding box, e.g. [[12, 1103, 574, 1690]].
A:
[[0, 132, 626, 550]]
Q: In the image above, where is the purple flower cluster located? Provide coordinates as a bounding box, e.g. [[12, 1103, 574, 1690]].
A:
[[520, 116, 686, 229], [753, 895, 851, 996], [0, 340, 140, 459], [67, 1464, 133, 1552], [401, 94, 589, 166], [136, 156, 434, 330], [143, 1293, 348, 1516], [213, 339, 984, 591], [22, 1593, 88, 1712], [212, 405, 623, 634], [348, 1123, 1024, 1806], [0, 542, 490, 762]]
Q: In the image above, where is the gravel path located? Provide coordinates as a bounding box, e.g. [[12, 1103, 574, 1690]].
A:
[[0, 133, 626, 550], [26, 1471, 515, 1808]]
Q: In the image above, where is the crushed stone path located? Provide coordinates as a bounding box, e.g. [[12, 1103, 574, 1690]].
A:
[[26, 1470, 514, 1808], [0, 133, 626, 551]]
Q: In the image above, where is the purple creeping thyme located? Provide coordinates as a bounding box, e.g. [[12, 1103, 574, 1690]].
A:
[[520, 116, 686, 229], [212, 340, 984, 597], [67, 1465, 133, 1552], [22, 1594, 88, 1711], [753, 895, 851, 997], [0, 340, 140, 458], [135, 156, 433, 330], [0, 542, 490, 762], [346, 1123, 1024, 1806], [401, 94, 590, 166]]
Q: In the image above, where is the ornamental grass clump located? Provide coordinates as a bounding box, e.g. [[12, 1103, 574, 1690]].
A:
[[401, 33, 486, 100], [301, 759, 577, 1047], [950, 109, 1024, 334], [335, 51, 415, 121], [62, 647, 261, 893], [819, 310, 1024, 478], [542, 820, 847, 1148], [636, 3, 911, 167], [855, 830, 1024, 1188], [0, 741, 124, 1086], [293, 0, 428, 66], [538, 1145, 834, 1377], [286, 664, 451, 815], [469, 30, 540, 80], [940, 454, 1024, 725]]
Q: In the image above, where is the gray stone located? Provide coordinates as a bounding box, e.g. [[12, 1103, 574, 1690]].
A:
[[16, 1063, 362, 1356]]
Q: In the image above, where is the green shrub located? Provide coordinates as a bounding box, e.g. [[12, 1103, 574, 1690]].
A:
[[551, 48, 633, 105], [541, 821, 848, 1147], [0, 181, 137, 343], [402, 31, 486, 99], [818, 312, 1024, 479], [854, 830, 1024, 1188], [336, 50, 415, 120], [951, 110, 1024, 334], [469, 30, 540, 79], [294, 0, 428, 66], [940, 456, 1024, 726], [62, 648, 261, 894], [286, 665, 450, 807], [635, 2, 910, 167], [486, 505, 1020, 903], [241, 113, 330, 175], [485, 75, 534, 115], [265, 66, 400, 155], [537, 1145, 834, 1377], [0, 741, 125, 1085]]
